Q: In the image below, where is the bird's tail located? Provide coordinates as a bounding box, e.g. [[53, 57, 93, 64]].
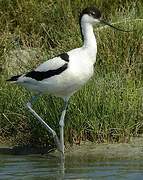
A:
[[6, 74, 21, 82]]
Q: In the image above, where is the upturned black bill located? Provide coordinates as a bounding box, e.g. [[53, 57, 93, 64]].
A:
[[100, 20, 131, 32]]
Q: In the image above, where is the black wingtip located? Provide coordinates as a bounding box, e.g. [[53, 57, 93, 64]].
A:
[[6, 75, 21, 82]]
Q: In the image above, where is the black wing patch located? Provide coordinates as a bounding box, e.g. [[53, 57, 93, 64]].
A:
[[7, 74, 22, 81], [25, 63, 68, 81], [58, 53, 69, 62]]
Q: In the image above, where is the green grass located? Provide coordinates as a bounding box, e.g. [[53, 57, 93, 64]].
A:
[[0, 0, 143, 147]]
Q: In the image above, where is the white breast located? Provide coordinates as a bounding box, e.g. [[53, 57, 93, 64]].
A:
[[41, 48, 94, 97]]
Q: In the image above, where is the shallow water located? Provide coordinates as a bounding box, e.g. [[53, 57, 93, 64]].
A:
[[0, 154, 143, 180]]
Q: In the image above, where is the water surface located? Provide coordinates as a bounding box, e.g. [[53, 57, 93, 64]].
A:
[[0, 154, 143, 179]]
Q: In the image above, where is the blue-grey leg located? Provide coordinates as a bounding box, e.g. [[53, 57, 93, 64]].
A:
[[59, 97, 69, 157], [26, 94, 62, 152]]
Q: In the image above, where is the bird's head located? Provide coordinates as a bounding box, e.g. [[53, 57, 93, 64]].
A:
[[80, 7, 130, 32], [80, 7, 101, 24]]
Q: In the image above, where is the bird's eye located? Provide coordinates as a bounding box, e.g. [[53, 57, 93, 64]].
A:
[[89, 12, 96, 17], [90, 12, 95, 16]]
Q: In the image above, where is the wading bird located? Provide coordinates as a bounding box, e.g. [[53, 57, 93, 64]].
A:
[[7, 7, 129, 157]]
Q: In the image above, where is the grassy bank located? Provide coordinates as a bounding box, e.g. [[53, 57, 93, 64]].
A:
[[0, 0, 143, 147]]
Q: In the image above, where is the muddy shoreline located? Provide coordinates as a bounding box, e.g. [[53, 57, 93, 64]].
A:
[[1, 137, 143, 159], [65, 137, 143, 160]]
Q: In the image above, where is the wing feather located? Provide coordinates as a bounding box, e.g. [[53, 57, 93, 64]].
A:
[[35, 56, 66, 72]]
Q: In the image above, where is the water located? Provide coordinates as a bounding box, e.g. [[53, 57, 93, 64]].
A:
[[0, 154, 143, 180]]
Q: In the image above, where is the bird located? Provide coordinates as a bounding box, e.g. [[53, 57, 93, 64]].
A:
[[7, 6, 129, 158]]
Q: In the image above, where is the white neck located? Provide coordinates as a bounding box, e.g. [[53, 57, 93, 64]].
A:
[[80, 20, 97, 63], [80, 20, 97, 49]]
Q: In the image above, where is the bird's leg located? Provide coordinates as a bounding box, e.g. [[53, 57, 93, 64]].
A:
[[26, 94, 62, 152], [59, 98, 69, 157]]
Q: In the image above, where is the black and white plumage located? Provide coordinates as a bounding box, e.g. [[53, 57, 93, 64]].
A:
[[7, 6, 128, 157]]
